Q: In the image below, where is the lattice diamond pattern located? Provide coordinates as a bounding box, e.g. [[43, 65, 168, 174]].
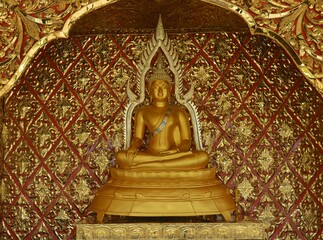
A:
[[1, 33, 322, 239]]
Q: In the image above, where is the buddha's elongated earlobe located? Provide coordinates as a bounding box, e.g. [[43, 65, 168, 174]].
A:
[[168, 85, 172, 102], [148, 86, 153, 102]]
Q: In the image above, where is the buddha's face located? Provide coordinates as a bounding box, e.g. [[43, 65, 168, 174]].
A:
[[150, 79, 171, 102]]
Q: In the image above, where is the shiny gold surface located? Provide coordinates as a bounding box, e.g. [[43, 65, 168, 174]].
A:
[[0, 0, 322, 98], [77, 222, 265, 239], [1, 22, 322, 240], [88, 21, 236, 220], [117, 77, 209, 170], [89, 168, 235, 220]]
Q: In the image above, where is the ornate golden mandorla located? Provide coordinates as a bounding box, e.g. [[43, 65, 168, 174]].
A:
[[0, 0, 322, 98]]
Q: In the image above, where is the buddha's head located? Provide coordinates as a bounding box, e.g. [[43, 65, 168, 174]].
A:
[[148, 57, 172, 103], [149, 79, 171, 103]]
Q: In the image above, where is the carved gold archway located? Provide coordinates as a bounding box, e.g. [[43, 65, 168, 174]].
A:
[[0, 0, 322, 97]]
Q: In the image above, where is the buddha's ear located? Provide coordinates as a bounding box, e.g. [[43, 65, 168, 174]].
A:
[[167, 81, 172, 91], [148, 84, 153, 102], [168, 83, 172, 101]]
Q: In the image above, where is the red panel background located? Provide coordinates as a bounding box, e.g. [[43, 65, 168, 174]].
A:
[[0, 33, 322, 239]]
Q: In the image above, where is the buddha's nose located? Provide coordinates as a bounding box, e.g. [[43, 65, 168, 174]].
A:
[[158, 87, 163, 94]]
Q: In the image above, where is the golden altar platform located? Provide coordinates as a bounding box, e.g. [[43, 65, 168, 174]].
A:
[[88, 168, 236, 221], [77, 221, 265, 239]]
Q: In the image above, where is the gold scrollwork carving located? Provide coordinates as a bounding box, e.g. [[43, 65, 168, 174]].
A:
[[204, 0, 323, 93], [0, 0, 322, 97], [0, 0, 116, 96]]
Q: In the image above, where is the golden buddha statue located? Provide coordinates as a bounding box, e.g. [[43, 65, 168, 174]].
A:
[[116, 64, 209, 171], [88, 16, 236, 223]]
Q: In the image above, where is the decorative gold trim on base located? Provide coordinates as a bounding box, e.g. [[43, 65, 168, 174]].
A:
[[77, 222, 265, 239]]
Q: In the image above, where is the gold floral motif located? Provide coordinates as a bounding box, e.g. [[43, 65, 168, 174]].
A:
[[303, 209, 316, 230], [201, 127, 216, 153], [279, 178, 294, 197], [193, 66, 212, 85], [295, 193, 321, 235], [108, 57, 135, 97], [272, 165, 300, 212], [34, 223, 49, 237], [278, 122, 294, 140], [56, 155, 69, 173], [229, 110, 259, 153], [75, 178, 91, 200], [215, 92, 232, 116], [259, 205, 275, 224], [47, 196, 76, 237], [67, 166, 94, 212], [111, 68, 129, 89], [295, 147, 318, 184], [205, 33, 238, 71], [35, 180, 50, 204], [84, 136, 116, 183], [258, 148, 274, 170], [238, 178, 254, 199], [9, 195, 37, 237], [236, 120, 253, 141], [91, 150, 109, 173], [72, 125, 91, 147], [217, 152, 233, 173]]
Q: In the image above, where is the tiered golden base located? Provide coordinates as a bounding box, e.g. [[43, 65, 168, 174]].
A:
[[88, 168, 236, 222]]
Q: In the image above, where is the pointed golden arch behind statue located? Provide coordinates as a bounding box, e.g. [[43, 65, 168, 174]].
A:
[[0, 0, 321, 98], [124, 15, 204, 150]]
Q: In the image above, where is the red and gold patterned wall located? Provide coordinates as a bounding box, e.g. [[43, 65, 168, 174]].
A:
[[0, 32, 322, 239]]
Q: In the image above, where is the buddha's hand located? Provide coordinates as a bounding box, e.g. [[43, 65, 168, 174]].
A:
[[126, 146, 138, 164], [126, 138, 142, 165], [159, 149, 178, 156], [177, 140, 191, 152]]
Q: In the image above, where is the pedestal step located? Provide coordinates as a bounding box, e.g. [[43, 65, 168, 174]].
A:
[[77, 222, 265, 239]]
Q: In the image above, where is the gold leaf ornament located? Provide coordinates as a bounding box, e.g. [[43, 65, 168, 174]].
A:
[[3, 0, 17, 9], [278, 3, 307, 35], [15, 7, 41, 40]]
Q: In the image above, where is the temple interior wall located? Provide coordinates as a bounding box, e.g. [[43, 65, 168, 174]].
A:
[[0, 32, 322, 239]]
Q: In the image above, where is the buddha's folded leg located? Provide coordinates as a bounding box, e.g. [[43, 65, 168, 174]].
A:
[[115, 151, 131, 169], [131, 151, 209, 170], [116, 150, 209, 170]]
